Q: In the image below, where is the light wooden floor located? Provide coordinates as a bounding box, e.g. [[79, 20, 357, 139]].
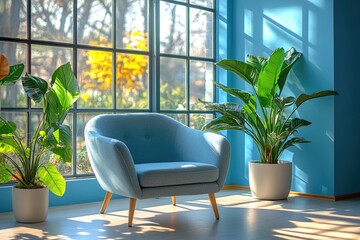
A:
[[0, 189, 359, 240]]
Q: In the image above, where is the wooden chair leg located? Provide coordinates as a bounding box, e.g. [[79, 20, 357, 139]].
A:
[[128, 198, 137, 227], [100, 192, 112, 214], [208, 193, 219, 220], [171, 196, 176, 206]]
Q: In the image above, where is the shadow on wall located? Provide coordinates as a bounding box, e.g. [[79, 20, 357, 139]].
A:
[[231, 0, 335, 196]]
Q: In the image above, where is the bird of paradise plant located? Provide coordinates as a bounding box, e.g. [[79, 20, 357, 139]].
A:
[[200, 47, 337, 164]]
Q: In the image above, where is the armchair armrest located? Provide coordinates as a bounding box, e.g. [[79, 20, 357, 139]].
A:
[[85, 130, 142, 198], [175, 127, 231, 188]]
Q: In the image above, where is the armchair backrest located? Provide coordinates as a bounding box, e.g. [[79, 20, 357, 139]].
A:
[[86, 113, 185, 164]]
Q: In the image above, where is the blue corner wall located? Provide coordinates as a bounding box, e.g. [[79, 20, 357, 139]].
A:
[[227, 0, 336, 196], [333, 0, 360, 196]]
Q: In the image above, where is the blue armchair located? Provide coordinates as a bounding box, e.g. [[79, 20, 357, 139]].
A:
[[85, 113, 230, 226]]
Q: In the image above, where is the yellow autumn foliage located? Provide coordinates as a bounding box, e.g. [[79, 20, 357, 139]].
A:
[[84, 31, 148, 93]]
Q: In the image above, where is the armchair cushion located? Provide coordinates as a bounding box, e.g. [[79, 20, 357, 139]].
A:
[[135, 162, 219, 187]]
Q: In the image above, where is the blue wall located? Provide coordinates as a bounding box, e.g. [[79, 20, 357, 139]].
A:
[[334, 0, 360, 196], [228, 0, 336, 196]]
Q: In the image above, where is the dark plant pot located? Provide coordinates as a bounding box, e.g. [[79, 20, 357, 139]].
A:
[[12, 186, 49, 223], [249, 160, 292, 200]]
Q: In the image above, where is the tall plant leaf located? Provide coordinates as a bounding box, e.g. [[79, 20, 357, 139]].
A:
[[0, 120, 20, 154], [21, 73, 49, 103], [246, 55, 267, 72], [256, 48, 284, 108], [51, 62, 80, 101], [46, 124, 72, 146], [273, 96, 296, 110], [52, 146, 73, 163], [202, 115, 245, 132], [0, 139, 18, 154], [46, 124, 72, 162], [296, 90, 338, 108], [45, 90, 67, 126], [215, 60, 258, 86], [0, 64, 25, 86], [278, 48, 302, 93], [38, 163, 66, 196], [0, 119, 16, 134], [0, 162, 12, 183], [45, 63, 80, 126], [286, 118, 312, 135], [213, 81, 256, 111], [282, 137, 310, 151], [201, 101, 242, 119]]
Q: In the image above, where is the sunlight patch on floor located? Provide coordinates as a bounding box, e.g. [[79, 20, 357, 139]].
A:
[[273, 216, 360, 240], [0, 226, 71, 240]]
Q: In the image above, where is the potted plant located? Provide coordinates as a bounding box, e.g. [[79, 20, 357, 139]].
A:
[[0, 53, 80, 222], [200, 47, 337, 200]]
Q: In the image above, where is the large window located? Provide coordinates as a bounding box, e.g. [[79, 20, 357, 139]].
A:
[[0, 0, 215, 177]]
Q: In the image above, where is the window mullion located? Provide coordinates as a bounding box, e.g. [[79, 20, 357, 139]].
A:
[[153, 0, 160, 113], [186, 3, 190, 125], [72, 0, 78, 176], [113, 0, 117, 112]]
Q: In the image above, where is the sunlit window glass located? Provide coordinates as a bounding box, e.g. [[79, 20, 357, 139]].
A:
[[116, 0, 148, 51], [0, 41, 27, 108], [31, 0, 73, 43], [160, 57, 187, 111], [160, 2, 187, 55], [0, 0, 27, 39], [190, 8, 213, 58], [190, 60, 213, 110], [77, 49, 113, 109], [116, 53, 149, 109], [77, 0, 112, 47]]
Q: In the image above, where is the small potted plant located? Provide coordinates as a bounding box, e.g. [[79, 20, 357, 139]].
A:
[[0, 53, 80, 222], [200, 47, 337, 200]]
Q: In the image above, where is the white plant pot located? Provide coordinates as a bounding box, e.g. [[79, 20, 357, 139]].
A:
[[249, 160, 292, 200], [12, 186, 49, 223]]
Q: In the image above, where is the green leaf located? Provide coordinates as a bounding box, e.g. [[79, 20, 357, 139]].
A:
[[45, 63, 79, 126], [47, 124, 71, 146], [273, 96, 296, 110], [51, 145, 73, 163], [296, 90, 338, 108], [45, 89, 66, 125], [50, 62, 80, 102], [256, 48, 284, 108], [0, 120, 20, 154], [0, 119, 16, 135], [215, 60, 258, 86], [0, 139, 17, 154], [0, 162, 12, 183], [202, 115, 244, 132], [200, 101, 242, 119], [246, 55, 267, 72], [278, 48, 302, 93], [42, 124, 72, 162], [38, 163, 66, 196], [282, 137, 310, 151], [287, 118, 312, 135], [21, 73, 49, 103], [213, 81, 256, 111], [0, 63, 24, 86]]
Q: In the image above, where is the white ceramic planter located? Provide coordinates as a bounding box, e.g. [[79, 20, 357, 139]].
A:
[[249, 160, 292, 200], [12, 186, 49, 223]]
